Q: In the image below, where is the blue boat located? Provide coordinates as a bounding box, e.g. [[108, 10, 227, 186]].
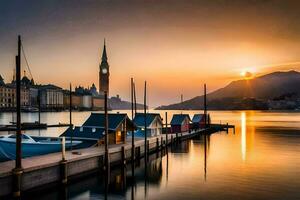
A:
[[0, 134, 82, 161]]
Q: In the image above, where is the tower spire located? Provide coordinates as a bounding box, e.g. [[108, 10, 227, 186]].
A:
[[99, 38, 110, 96], [102, 39, 107, 61]]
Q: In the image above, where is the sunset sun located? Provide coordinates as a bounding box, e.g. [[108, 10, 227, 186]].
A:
[[240, 71, 253, 79]]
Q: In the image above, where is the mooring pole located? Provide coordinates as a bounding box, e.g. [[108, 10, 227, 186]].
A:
[[181, 94, 183, 113], [204, 84, 207, 128], [204, 133, 207, 181], [38, 89, 41, 125], [69, 83, 73, 151], [104, 91, 109, 171], [13, 35, 23, 198], [69, 83, 72, 127], [165, 112, 168, 147], [131, 78, 135, 161], [60, 137, 68, 184], [144, 81, 147, 160], [133, 81, 137, 116]]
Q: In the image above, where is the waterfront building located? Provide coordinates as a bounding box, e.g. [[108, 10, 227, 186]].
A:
[[90, 83, 98, 96], [63, 85, 104, 110], [62, 113, 135, 145], [133, 113, 163, 137], [99, 40, 110, 96], [62, 90, 71, 109], [82, 95, 92, 109], [0, 75, 4, 85], [39, 84, 63, 109], [29, 87, 39, 107], [191, 114, 206, 129], [92, 96, 104, 110], [0, 74, 31, 109], [0, 84, 15, 108], [0, 84, 30, 108], [71, 94, 82, 109], [170, 114, 191, 133]]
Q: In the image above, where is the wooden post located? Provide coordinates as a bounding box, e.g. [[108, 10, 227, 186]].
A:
[[69, 83, 73, 151], [38, 89, 41, 124], [147, 140, 150, 156], [15, 36, 22, 170], [60, 137, 67, 184], [165, 112, 168, 147], [12, 35, 23, 198], [131, 78, 135, 161], [144, 81, 147, 160], [136, 146, 140, 160], [204, 84, 207, 129], [62, 137, 66, 161], [226, 123, 229, 133], [104, 91, 109, 170], [133, 81, 137, 116], [121, 146, 126, 165], [156, 138, 159, 151]]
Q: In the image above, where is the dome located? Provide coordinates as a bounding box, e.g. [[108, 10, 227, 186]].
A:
[[21, 76, 31, 86]]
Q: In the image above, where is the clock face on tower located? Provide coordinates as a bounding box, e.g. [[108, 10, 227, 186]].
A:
[[102, 68, 107, 74]]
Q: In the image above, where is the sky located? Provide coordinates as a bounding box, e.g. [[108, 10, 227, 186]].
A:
[[1, 0, 300, 107]]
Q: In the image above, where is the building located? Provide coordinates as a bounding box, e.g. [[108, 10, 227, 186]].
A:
[[90, 83, 98, 96], [0, 84, 30, 108], [170, 114, 191, 133], [133, 113, 163, 137], [92, 96, 105, 110], [71, 94, 82, 109], [39, 84, 63, 109], [63, 85, 100, 110], [82, 95, 92, 109], [191, 114, 207, 129], [29, 87, 39, 107], [0, 74, 32, 109], [62, 113, 135, 145], [99, 40, 110, 96], [0, 75, 4, 85], [0, 85, 15, 108], [74, 85, 93, 109]]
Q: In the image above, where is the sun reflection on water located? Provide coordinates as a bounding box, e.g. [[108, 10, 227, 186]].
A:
[[241, 112, 246, 161]]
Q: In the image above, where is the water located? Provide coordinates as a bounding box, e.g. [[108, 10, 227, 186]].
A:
[[1, 110, 300, 199]]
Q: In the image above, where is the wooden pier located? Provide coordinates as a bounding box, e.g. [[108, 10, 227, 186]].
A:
[[0, 123, 71, 132], [0, 124, 234, 198]]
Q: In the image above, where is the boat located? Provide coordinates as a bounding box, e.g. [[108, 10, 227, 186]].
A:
[[21, 107, 39, 112], [7, 121, 48, 130], [0, 134, 82, 161]]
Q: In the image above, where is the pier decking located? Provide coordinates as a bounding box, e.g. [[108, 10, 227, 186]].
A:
[[0, 125, 233, 197]]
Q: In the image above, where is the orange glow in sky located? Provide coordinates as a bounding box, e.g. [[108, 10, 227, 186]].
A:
[[1, 1, 300, 107]]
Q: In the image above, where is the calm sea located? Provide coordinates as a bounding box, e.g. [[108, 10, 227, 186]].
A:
[[1, 110, 300, 200]]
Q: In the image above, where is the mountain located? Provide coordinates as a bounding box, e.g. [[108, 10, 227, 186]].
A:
[[109, 95, 146, 110], [156, 70, 300, 110]]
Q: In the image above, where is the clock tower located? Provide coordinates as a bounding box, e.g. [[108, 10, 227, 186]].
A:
[[99, 40, 110, 96]]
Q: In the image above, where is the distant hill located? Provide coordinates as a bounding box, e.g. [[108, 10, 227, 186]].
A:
[[156, 70, 300, 110], [109, 95, 146, 110]]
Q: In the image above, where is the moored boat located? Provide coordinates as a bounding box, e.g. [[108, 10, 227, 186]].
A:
[[0, 134, 82, 161]]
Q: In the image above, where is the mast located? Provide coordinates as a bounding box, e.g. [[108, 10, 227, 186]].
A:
[[12, 35, 23, 198], [16, 35, 22, 169], [133, 82, 137, 115], [69, 83, 73, 150], [144, 81, 147, 160], [131, 78, 135, 161], [204, 84, 207, 128], [104, 90, 109, 170], [38, 89, 41, 124]]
